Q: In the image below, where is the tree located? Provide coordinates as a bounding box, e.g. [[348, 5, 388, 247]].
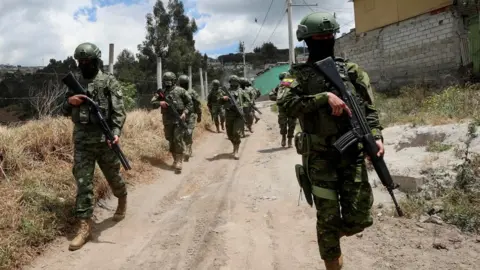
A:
[[28, 77, 65, 118], [114, 49, 144, 83]]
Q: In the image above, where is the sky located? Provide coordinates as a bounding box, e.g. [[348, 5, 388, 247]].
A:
[[0, 0, 355, 66]]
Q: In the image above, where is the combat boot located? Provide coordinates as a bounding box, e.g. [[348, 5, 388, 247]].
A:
[[281, 135, 286, 147], [184, 144, 191, 162], [69, 218, 93, 251], [172, 153, 178, 169], [324, 254, 343, 270], [175, 153, 183, 173], [287, 137, 293, 148], [233, 144, 240, 160], [113, 195, 127, 221]]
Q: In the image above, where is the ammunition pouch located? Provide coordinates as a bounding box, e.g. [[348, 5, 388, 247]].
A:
[[72, 104, 91, 124], [294, 132, 334, 155]]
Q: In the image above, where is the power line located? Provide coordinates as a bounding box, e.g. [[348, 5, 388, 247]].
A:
[[266, 8, 287, 44], [248, 0, 275, 51]]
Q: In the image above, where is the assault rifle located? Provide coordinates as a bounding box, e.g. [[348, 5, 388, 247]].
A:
[[222, 87, 246, 122], [61, 72, 132, 171], [251, 104, 262, 115], [156, 89, 188, 129], [313, 57, 404, 217]]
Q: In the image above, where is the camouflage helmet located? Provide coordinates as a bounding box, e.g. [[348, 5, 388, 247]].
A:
[[279, 72, 288, 80], [74, 42, 102, 60], [228, 75, 239, 83], [212, 79, 220, 86], [178, 74, 189, 85], [162, 71, 176, 81], [296, 12, 340, 41]]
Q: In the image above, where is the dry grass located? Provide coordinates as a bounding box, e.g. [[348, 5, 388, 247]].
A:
[[0, 104, 213, 269], [375, 84, 480, 126]]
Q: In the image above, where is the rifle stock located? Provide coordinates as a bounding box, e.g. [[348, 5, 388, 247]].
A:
[[61, 72, 132, 171], [313, 57, 404, 217]]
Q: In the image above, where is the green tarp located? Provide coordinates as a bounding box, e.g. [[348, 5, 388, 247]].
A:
[[253, 64, 290, 95]]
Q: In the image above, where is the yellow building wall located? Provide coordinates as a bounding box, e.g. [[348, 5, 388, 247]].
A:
[[353, 0, 452, 33]]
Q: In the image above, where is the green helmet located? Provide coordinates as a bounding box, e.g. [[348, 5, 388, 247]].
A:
[[296, 12, 340, 41], [178, 74, 189, 85], [163, 71, 176, 81], [229, 75, 239, 83], [212, 79, 220, 86], [239, 77, 247, 84], [279, 72, 288, 80], [74, 42, 102, 60]]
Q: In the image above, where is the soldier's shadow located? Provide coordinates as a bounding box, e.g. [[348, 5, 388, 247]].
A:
[[206, 153, 233, 161], [89, 217, 119, 244], [257, 147, 287, 153], [140, 155, 174, 171]]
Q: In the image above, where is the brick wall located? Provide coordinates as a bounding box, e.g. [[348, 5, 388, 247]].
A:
[[335, 8, 466, 92]]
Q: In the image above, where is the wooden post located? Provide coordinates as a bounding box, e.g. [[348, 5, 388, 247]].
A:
[[188, 66, 192, 89], [199, 68, 204, 99]]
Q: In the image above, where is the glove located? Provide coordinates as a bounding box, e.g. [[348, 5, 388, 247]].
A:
[[197, 114, 202, 123]]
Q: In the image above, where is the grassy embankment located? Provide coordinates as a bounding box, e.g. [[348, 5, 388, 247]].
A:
[[0, 105, 213, 269]]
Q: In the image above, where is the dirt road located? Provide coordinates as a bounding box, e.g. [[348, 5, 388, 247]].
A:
[[28, 102, 480, 270]]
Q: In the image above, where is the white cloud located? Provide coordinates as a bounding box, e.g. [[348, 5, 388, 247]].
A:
[[0, 0, 355, 66], [194, 0, 355, 53], [0, 0, 155, 66]]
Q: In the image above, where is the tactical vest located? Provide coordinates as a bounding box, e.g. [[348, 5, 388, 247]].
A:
[[71, 72, 112, 125], [294, 58, 367, 150], [161, 86, 187, 115]]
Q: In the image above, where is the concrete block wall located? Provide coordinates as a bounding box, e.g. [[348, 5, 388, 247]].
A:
[[335, 8, 464, 92]]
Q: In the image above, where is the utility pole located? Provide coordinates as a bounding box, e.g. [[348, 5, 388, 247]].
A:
[[287, 0, 317, 65], [242, 41, 247, 78], [188, 66, 192, 89], [156, 57, 162, 90], [108, 43, 114, 74], [199, 68, 204, 100]]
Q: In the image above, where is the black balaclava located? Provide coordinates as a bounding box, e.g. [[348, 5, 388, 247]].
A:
[[305, 37, 335, 63], [79, 59, 100, 79], [162, 80, 174, 90], [179, 81, 188, 89]]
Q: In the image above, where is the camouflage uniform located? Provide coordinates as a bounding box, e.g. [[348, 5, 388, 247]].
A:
[[151, 72, 193, 173], [239, 77, 254, 135], [277, 12, 384, 269], [207, 80, 225, 132], [245, 79, 261, 124], [62, 42, 128, 251], [218, 75, 251, 159], [178, 75, 202, 161], [269, 72, 297, 147]]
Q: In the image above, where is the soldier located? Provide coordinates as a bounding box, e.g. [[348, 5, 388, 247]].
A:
[[239, 77, 254, 134], [207, 79, 226, 133], [277, 12, 385, 270], [150, 72, 193, 173], [61, 42, 128, 251], [269, 72, 297, 147], [177, 75, 202, 161], [245, 78, 261, 124], [219, 75, 251, 159]]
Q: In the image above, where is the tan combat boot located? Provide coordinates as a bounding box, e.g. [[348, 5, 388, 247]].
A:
[[281, 135, 286, 147], [287, 137, 293, 148], [175, 153, 183, 173], [172, 153, 178, 169], [184, 145, 191, 162], [233, 144, 240, 160], [69, 218, 93, 251], [324, 254, 343, 270], [113, 195, 127, 221]]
